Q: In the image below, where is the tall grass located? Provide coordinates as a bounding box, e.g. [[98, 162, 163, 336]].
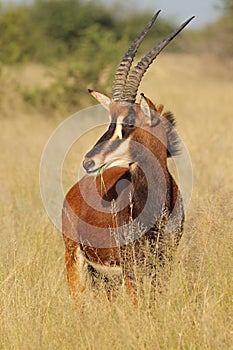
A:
[[0, 54, 232, 349]]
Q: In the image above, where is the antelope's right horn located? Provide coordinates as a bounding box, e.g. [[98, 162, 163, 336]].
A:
[[122, 16, 195, 103]]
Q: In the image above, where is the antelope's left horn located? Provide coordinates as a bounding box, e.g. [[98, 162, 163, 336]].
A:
[[111, 10, 161, 102], [122, 16, 195, 103]]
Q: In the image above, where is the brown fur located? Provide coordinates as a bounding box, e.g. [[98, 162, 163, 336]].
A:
[[61, 13, 193, 301], [62, 101, 184, 299]]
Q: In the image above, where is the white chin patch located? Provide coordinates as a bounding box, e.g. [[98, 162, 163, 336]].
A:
[[105, 139, 132, 169], [107, 159, 130, 169]]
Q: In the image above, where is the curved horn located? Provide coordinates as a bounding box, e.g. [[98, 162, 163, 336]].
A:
[[111, 10, 161, 102], [122, 16, 195, 103]]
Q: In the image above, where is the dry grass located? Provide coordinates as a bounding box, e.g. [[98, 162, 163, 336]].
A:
[[0, 54, 232, 349]]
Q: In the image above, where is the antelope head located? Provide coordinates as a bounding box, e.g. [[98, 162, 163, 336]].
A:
[[83, 11, 194, 174]]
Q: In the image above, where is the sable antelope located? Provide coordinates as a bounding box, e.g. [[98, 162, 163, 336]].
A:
[[62, 11, 194, 299]]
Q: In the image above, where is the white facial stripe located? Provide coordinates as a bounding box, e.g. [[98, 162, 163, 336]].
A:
[[111, 116, 125, 140], [115, 123, 123, 139], [117, 116, 125, 123]]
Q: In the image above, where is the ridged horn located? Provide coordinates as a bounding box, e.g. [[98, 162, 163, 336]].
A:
[[122, 16, 195, 103], [111, 10, 161, 102]]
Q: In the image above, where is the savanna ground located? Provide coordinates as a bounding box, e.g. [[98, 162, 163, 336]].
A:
[[0, 53, 233, 349]]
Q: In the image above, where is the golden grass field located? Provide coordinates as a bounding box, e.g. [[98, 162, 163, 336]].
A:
[[0, 54, 233, 349]]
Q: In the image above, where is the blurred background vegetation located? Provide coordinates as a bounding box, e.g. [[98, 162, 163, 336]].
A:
[[0, 0, 232, 115], [1, 3, 232, 348]]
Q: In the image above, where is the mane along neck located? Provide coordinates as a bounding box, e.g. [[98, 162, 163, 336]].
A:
[[129, 158, 171, 230]]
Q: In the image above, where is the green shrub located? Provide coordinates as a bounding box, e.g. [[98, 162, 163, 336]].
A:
[[21, 23, 129, 113]]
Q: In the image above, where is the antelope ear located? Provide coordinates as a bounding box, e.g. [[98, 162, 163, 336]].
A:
[[140, 93, 159, 126], [88, 89, 111, 110]]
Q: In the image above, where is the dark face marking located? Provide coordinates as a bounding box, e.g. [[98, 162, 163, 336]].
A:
[[122, 107, 136, 139], [85, 120, 116, 158], [84, 108, 137, 167], [123, 107, 136, 126], [102, 138, 123, 156]]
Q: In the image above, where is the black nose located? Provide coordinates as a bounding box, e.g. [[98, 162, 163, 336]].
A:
[[83, 159, 95, 172]]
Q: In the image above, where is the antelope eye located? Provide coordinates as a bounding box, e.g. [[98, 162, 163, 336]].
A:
[[124, 120, 135, 128]]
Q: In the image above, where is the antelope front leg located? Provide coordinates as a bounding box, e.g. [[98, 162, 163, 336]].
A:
[[63, 235, 86, 298]]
